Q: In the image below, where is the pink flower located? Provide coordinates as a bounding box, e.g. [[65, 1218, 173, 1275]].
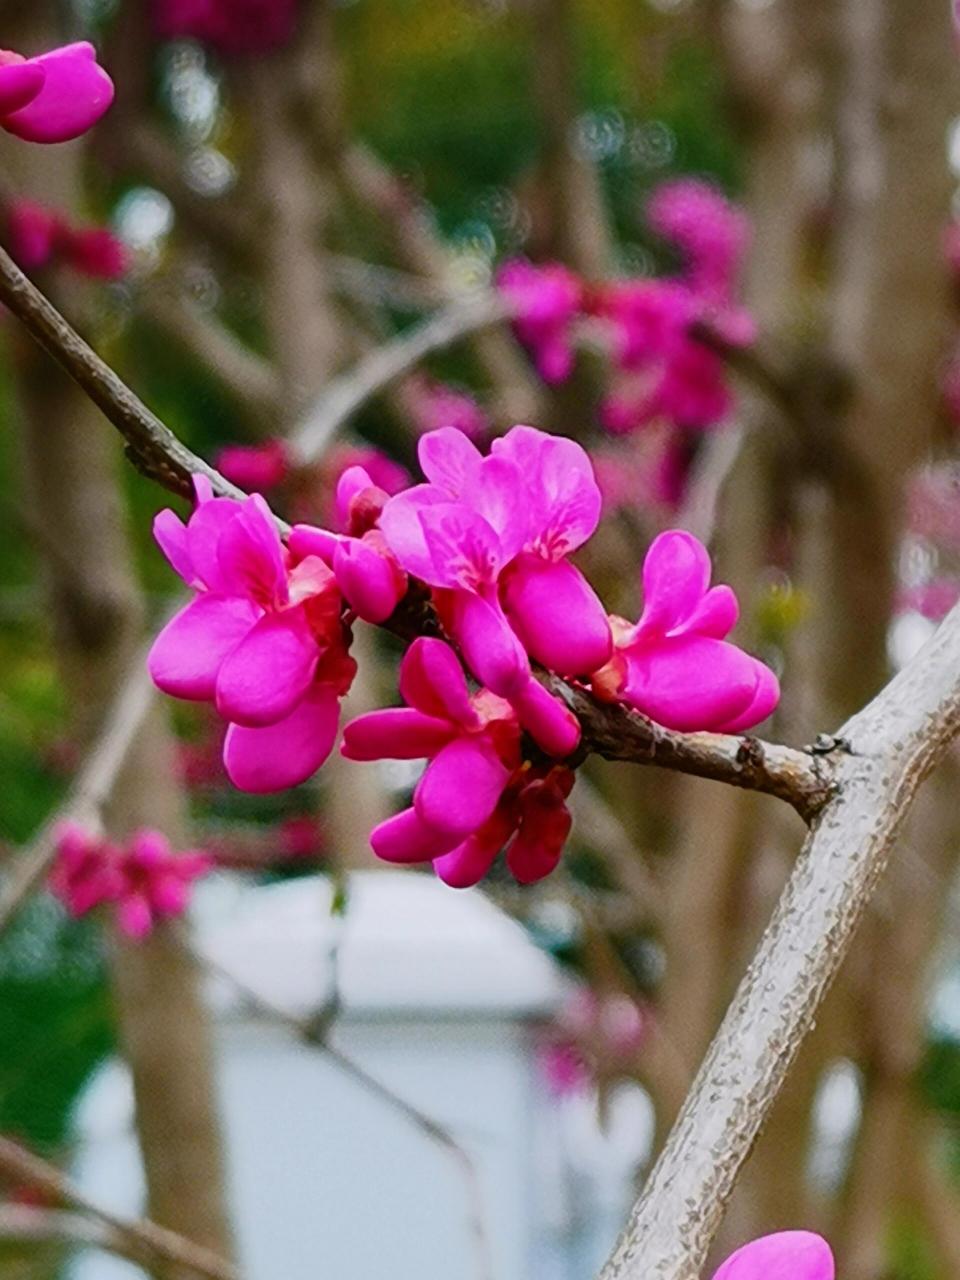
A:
[[712, 1232, 834, 1280], [647, 179, 751, 302], [537, 1041, 590, 1097], [343, 638, 576, 886], [405, 375, 490, 442], [290, 465, 408, 624], [278, 815, 325, 860], [49, 824, 211, 939], [0, 43, 114, 144], [497, 259, 582, 384], [153, 0, 299, 56], [112, 829, 212, 940], [6, 200, 129, 280], [215, 440, 290, 492], [148, 477, 355, 793], [380, 426, 597, 756], [593, 530, 779, 733], [898, 578, 960, 621], [49, 822, 124, 919]]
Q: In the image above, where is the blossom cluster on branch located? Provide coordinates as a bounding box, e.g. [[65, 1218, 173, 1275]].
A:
[[147, 425, 779, 888]]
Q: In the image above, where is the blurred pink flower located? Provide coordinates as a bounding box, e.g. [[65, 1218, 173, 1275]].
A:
[[712, 1232, 834, 1280], [0, 42, 113, 144], [497, 259, 582, 384], [50, 824, 211, 939], [216, 439, 290, 492], [898, 578, 960, 621], [153, 0, 299, 56], [647, 178, 751, 301], [278, 815, 325, 860], [406, 375, 490, 442], [537, 1041, 590, 1097], [6, 199, 128, 280]]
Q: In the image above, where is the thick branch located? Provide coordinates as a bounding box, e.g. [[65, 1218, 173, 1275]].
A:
[[596, 599, 960, 1279]]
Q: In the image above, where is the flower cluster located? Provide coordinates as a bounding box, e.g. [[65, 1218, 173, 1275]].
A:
[[148, 476, 358, 792], [50, 823, 211, 939], [153, 0, 300, 56], [215, 439, 290, 493], [6, 199, 128, 281], [0, 42, 113, 145], [496, 180, 754, 508], [149, 425, 778, 886], [712, 1232, 833, 1280], [404, 374, 490, 443]]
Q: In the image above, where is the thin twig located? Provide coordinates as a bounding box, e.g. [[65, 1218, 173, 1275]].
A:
[[0, 1137, 239, 1280]]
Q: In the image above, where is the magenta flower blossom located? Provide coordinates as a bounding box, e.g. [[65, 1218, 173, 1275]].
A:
[[215, 439, 290, 493], [647, 178, 751, 302], [0, 43, 114, 144], [49, 822, 124, 919], [49, 824, 211, 940], [290, 465, 408, 625], [406, 374, 490, 442], [112, 829, 212, 940], [379, 426, 599, 756], [153, 0, 299, 56], [343, 638, 576, 887], [6, 200, 128, 281], [497, 260, 582, 384], [148, 478, 356, 793], [593, 530, 779, 733], [712, 1231, 834, 1280]]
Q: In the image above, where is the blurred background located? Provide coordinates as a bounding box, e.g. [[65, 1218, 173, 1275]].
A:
[[1, 1, 960, 1277]]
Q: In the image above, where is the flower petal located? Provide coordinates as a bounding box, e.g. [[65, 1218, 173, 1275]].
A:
[[413, 735, 510, 837], [510, 677, 581, 756], [494, 426, 601, 556], [148, 594, 260, 701], [418, 427, 482, 496], [341, 708, 455, 760], [379, 484, 448, 581], [215, 493, 287, 607], [635, 529, 712, 639], [451, 591, 529, 697], [398, 637, 476, 725], [676, 583, 739, 639], [433, 810, 516, 889], [370, 807, 461, 864], [712, 1232, 834, 1280], [469, 455, 529, 563], [3, 43, 113, 144], [0, 61, 46, 118], [153, 509, 195, 584], [333, 537, 405, 624], [503, 555, 612, 674], [215, 608, 319, 727], [223, 683, 340, 793], [418, 502, 506, 590], [289, 523, 340, 566], [185, 495, 244, 594], [506, 782, 572, 885], [714, 659, 780, 733], [621, 635, 760, 732]]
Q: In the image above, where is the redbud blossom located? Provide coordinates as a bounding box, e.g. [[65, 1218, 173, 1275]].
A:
[[497, 259, 582, 384], [593, 530, 779, 733], [405, 375, 490, 442], [343, 638, 576, 887], [148, 477, 355, 792], [153, 0, 299, 56], [0, 43, 113, 144], [647, 179, 751, 303], [50, 824, 211, 939], [711, 1231, 834, 1280], [215, 439, 290, 492], [6, 199, 128, 280]]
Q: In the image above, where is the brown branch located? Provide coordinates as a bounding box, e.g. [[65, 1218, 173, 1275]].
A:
[[0, 1137, 238, 1280]]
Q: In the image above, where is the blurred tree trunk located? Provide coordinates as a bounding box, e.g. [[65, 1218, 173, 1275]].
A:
[[3, 7, 234, 1261]]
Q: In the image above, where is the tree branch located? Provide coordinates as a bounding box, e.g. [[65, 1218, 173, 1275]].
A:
[[0, 1137, 238, 1280], [596, 598, 960, 1279], [288, 292, 511, 464]]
